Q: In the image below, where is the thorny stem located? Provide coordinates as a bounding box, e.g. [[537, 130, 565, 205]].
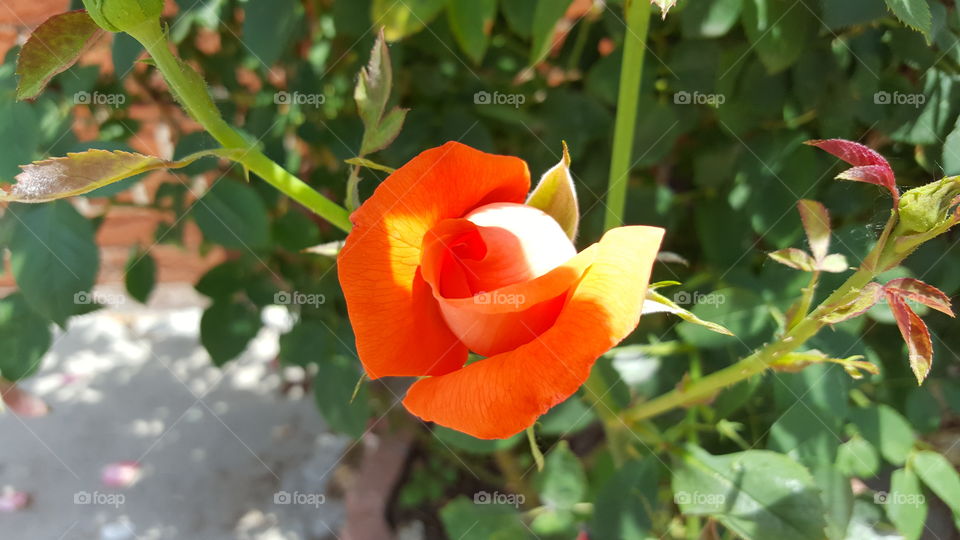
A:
[[126, 20, 353, 233]]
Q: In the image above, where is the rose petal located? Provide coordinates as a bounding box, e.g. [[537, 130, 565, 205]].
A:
[[101, 461, 142, 488], [0, 380, 49, 418], [403, 226, 664, 439], [338, 142, 530, 379], [0, 489, 31, 513]]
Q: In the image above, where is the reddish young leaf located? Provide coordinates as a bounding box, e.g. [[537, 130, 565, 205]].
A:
[[806, 139, 899, 207], [768, 247, 817, 272], [886, 294, 934, 385], [884, 278, 955, 317], [15, 11, 103, 101], [797, 199, 831, 262], [821, 282, 883, 324]]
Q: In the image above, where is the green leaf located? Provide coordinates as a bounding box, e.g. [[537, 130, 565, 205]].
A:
[[812, 464, 854, 540], [192, 179, 271, 250], [681, 0, 743, 38], [272, 210, 320, 252], [501, 0, 536, 38], [432, 425, 523, 453], [111, 31, 143, 78], [820, 283, 883, 325], [359, 106, 407, 156], [124, 248, 156, 304], [768, 364, 848, 466], [241, 0, 302, 67], [672, 445, 826, 540], [314, 355, 370, 438], [9, 201, 98, 326], [590, 459, 659, 539], [354, 30, 392, 131], [538, 396, 596, 436], [536, 441, 586, 510], [447, 0, 497, 63], [279, 320, 328, 367], [530, 0, 573, 65], [526, 143, 579, 240], [910, 450, 960, 516], [440, 496, 529, 540], [797, 199, 831, 262], [0, 101, 40, 181], [1, 148, 240, 203], [884, 0, 932, 41], [15, 10, 103, 100], [849, 405, 916, 466], [0, 293, 52, 381], [741, 0, 815, 73], [343, 157, 396, 174], [199, 299, 261, 367], [885, 468, 927, 540], [195, 259, 248, 299], [836, 435, 880, 478], [644, 288, 734, 336], [769, 247, 817, 272], [371, 0, 446, 41]]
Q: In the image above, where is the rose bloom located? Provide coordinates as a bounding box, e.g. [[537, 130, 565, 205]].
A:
[[338, 142, 663, 439]]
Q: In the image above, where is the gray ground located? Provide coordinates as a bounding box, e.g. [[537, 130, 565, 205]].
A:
[[0, 284, 350, 540]]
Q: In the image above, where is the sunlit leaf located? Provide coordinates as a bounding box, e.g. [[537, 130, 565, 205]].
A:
[[672, 445, 827, 540], [354, 29, 391, 131], [343, 157, 396, 174], [447, 0, 497, 63], [910, 450, 960, 515], [768, 247, 817, 272], [805, 139, 899, 207], [884, 0, 932, 42], [797, 199, 831, 262], [651, 0, 678, 19], [886, 294, 933, 384], [371, 0, 446, 41], [820, 283, 883, 324], [529, 0, 573, 65], [886, 468, 926, 540], [2, 148, 241, 203], [16, 10, 103, 100], [816, 253, 849, 273], [884, 277, 954, 317], [526, 142, 579, 240], [360, 106, 407, 156], [644, 289, 734, 336]]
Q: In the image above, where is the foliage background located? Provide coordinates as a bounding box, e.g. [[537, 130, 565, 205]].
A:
[[1, 0, 960, 538]]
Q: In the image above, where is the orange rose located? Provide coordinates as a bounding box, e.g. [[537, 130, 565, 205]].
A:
[[338, 142, 663, 439]]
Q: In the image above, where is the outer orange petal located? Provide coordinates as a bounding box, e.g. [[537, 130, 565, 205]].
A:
[[402, 226, 665, 438], [338, 142, 531, 379]]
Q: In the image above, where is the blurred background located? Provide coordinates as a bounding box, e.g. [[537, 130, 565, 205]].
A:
[[1, 0, 960, 538]]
